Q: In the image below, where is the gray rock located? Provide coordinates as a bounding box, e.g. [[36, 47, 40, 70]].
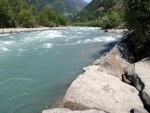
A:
[[63, 67, 144, 113], [125, 58, 150, 107], [131, 107, 149, 113], [94, 45, 131, 80], [42, 108, 105, 113], [125, 64, 144, 91], [94, 44, 131, 67], [98, 54, 125, 80], [42, 108, 70, 113], [48, 96, 64, 109], [83, 65, 99, 72]]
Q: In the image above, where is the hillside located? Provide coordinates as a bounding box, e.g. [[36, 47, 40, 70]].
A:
[[73, 0, 123, 22], [26, 0, 87, 19], [72, 0, 124, 28]]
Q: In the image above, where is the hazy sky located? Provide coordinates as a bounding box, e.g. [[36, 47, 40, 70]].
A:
[[84, 0, 92, 3]]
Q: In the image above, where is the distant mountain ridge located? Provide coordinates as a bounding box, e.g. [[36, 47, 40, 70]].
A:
[[26, 0, 87, 19]]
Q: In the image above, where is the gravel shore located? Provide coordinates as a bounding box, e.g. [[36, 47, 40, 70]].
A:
[[0, 27, 66, 34]]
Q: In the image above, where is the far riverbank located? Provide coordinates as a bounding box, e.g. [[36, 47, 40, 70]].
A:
[[0, 27, 66, 34], [106, 29, 128, 34]]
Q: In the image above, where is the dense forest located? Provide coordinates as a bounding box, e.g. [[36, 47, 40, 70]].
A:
[[26, 0, 87, 20], [0, 0, 67, 28]]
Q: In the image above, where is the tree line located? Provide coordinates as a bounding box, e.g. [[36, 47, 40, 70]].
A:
[[0, 0, 67, 28]]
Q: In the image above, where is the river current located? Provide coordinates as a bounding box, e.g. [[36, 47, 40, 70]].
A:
[[0, 26, 123, 113]]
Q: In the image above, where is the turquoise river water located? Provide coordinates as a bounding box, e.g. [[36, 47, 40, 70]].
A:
[[0, 26, 123, 113]]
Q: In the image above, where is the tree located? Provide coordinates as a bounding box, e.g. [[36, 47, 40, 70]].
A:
[[0, 0, 15, 28], [29, 5, 40, 23], [108, 11, 121, 28], [124, 0, 150, 58], [40, 5, 52, 21], [100, 16, 110, 29], [58, 16, 67, 26], [99, 11, 121, 29], [18, 9, 37, 28], [39, 5, 67, 26]]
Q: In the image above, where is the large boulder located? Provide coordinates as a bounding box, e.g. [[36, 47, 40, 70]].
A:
[[63, 67, 144, 113], [42, 108, 105, 113], [125, 58, 150, 107], [99, 54, 125, 80], [94, 44, 132, 80]]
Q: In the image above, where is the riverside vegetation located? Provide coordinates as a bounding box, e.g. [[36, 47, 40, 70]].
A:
[[0, 0, 67, 28], [124, 0, 150, 60]]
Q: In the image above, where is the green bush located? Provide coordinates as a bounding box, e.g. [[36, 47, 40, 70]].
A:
[[18, 9, 37, 28], [39, 19, 49, 27], [49, 21, 57, 27], [99, 16, 110, 29], [39, 19, 56, 27], [108, 12, 121, 28], [58, 16, 67, 26], [124, 0, 150, 58], [99, 12, 121, 29]]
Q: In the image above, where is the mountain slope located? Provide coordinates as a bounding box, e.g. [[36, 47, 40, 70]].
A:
[[26, 0, 87, 19], [73, 0, 123, 22]]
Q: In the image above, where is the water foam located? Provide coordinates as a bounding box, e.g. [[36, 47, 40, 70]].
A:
[[0, 34, 10, 36], [79, 36, 116, 43], [0, 47, 10, 52], [100, 36, 116, 42], [18, 48, 24, 52], [0, 41, 16, 52], [62, 36, 119, 46], [43, 43, 53, 49], [22, 36, 37, 42], [0, 41, 16, 45], [22, 30, 64, 43], [69, 26, 100, 32], [37, 30, 63, 39], [10, 36, 14, 38]]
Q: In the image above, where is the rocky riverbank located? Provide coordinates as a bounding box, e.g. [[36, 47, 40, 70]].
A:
[[0, 27, 66, 34], [42, 31, 150, 113]]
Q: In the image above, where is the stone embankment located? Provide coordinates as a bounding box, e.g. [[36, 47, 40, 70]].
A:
[[0, 27, 66, 34], [42, 33, 149, 113]]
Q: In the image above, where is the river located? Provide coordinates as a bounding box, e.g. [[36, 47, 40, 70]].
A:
[[0, 26, 122, 113]]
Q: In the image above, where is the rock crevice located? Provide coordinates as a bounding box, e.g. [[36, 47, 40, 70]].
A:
[[125, 58, 150, 110]]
